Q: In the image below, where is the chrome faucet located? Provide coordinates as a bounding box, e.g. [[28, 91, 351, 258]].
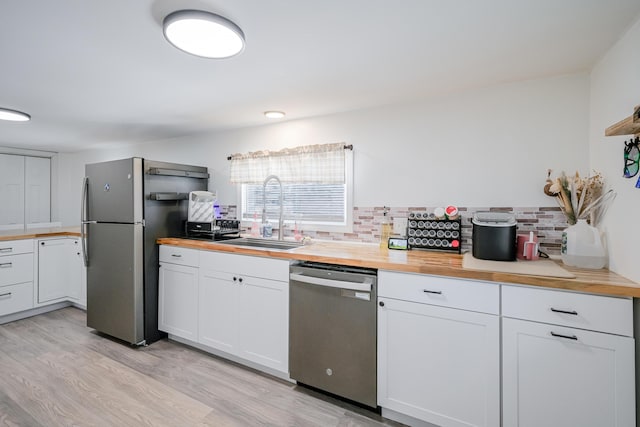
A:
[[263, 175, 284, 240]]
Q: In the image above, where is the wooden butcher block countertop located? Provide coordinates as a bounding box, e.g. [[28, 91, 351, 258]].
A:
[[0, 226, 81, 241], [157, 237, 640, 298]]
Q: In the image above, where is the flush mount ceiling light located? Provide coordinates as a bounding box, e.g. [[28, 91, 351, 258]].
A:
[[264, 111, 285, 119], [0, 107, 31, 122], [163, 10, 245, 59]]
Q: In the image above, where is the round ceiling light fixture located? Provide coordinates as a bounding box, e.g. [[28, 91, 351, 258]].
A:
[[0, 107, 31, 122], [163, 10, 245, 59], [264, 111, 285, 119]]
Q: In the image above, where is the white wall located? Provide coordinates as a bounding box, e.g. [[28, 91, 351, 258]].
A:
[[58, 73, 590, 227], [589, 17, 640, 283]]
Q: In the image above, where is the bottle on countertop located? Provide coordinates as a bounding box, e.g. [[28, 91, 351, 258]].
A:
[[380, 206, 392, 249], [262, 220, 273, 238]]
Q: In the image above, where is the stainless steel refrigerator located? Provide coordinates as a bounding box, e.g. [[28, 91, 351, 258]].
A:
[[81, 157, 208, 345]]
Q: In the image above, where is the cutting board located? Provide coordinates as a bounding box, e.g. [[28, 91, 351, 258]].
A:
[[462, 253, 576, 279]]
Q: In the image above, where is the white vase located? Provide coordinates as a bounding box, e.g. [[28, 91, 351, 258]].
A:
[[561, 219, 606, 269]]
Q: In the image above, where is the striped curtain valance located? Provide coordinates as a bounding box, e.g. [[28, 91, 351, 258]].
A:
[[229, 142, 347, 184]]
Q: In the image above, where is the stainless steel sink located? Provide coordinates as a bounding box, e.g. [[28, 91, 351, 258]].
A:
[[216, 237, 303, 250]]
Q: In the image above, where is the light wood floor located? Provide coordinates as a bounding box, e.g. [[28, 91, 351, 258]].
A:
[[0, 307, 402, 426]]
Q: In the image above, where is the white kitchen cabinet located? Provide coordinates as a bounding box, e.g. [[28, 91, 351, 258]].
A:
[[0, 239, 34, 316], [24, 156, 51, 224], [502, 285, 635, 427], [37, 238, 84, 305], [38, 238, 70, 303], [198, 268, 238, 352], [158, 246, 199, 341], [237, 274, 288, 370], [0, 154, 25, 228], [0, 154, 51, 228], [67, 238, 83, 303], [198, 250, 289, 374], [377, 271, 500, 427]]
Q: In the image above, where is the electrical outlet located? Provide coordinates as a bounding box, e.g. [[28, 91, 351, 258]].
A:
[[393, 217, 408, 236]]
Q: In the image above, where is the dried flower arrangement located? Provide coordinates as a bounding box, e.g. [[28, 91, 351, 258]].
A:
[[544, 170, 616, 226]]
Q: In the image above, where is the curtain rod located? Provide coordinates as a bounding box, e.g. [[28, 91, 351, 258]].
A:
[[227, 144, 353, 161]]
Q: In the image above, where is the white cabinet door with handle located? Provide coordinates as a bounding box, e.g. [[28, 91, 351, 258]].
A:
[[38, 239, 70, 303], [502, 317, 635, 427], [158, 261, 199, 341], [378, 297, 500, 427]]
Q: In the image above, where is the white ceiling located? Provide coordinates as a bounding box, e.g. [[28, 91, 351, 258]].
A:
[[1, 0, 639, 153]]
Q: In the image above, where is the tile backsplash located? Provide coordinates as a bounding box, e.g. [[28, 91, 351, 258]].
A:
[[222, 205, 568, 256]]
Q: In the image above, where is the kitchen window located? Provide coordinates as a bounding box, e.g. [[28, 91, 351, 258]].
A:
[[230, 143, 353, 232]]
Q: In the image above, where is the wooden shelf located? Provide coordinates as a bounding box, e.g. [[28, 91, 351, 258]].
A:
[[605, 105, 640, 136]]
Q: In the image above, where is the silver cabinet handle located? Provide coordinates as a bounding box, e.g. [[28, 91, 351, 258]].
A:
[[550, 307, 578, 316], [0, 262, 12, 268], [550, 331, 578, 341], [0, 292, 11, 299], [289, 272, 372, 292], [0, 248, 12, 253], [423, 289, 442, 294]]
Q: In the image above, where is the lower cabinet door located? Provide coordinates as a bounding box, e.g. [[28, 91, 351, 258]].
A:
[[158, 262, 198, 341], [38, 239, 69, 303], [198, 268, 239, 353], [237, 275, 288, 373], [67, 239, 83, 302], [378, 297, 500, 427], [502, 317, 635, 427]]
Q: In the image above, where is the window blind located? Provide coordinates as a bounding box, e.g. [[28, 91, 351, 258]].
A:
[[242, 182, 346, 224]]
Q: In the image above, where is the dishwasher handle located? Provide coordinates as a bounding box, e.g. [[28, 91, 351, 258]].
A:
[[290, 272, 372, 292]]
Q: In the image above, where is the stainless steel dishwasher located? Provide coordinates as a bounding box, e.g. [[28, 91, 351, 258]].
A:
[[289, 261, 377, 408]]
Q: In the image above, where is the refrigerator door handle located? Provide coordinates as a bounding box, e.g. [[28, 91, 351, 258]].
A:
[[81, 177, 89, 267]]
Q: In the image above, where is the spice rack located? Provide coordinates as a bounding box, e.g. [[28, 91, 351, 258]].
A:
[[407, 213, 462, 253]]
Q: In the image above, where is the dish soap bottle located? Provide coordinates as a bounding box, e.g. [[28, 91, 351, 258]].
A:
[[380, 206, 392, 249]]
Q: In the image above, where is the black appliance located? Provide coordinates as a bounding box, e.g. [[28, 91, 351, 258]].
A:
[[472, 212, 517, 261], [185, 219, 241, 240]]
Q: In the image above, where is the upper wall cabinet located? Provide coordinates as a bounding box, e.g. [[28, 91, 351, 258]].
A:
[[25, 156, 51, 224], [0, 154, 25, 227], [0, 154, 51, 229]]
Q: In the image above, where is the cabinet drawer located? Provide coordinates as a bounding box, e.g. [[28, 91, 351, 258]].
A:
[[200, 250, 289, 282], [0, 253, 34, 287], [378, 270, 499, 315], [159, 245, 199, 267], [0, 239, 33, 256], [502, 285, 633, 336], [0, 281, 34, 316]]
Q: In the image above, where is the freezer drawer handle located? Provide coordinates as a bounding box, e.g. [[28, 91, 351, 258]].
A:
[[550, 331, 578, 341], [423, 289, 442, 295], [550, 307, 578, 316], [0, 262, 12, 268], [0, 292, 11, 299], [171, 254, 182, 258], [0, 248, 12, 253], [290, 272, 372, 292]]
